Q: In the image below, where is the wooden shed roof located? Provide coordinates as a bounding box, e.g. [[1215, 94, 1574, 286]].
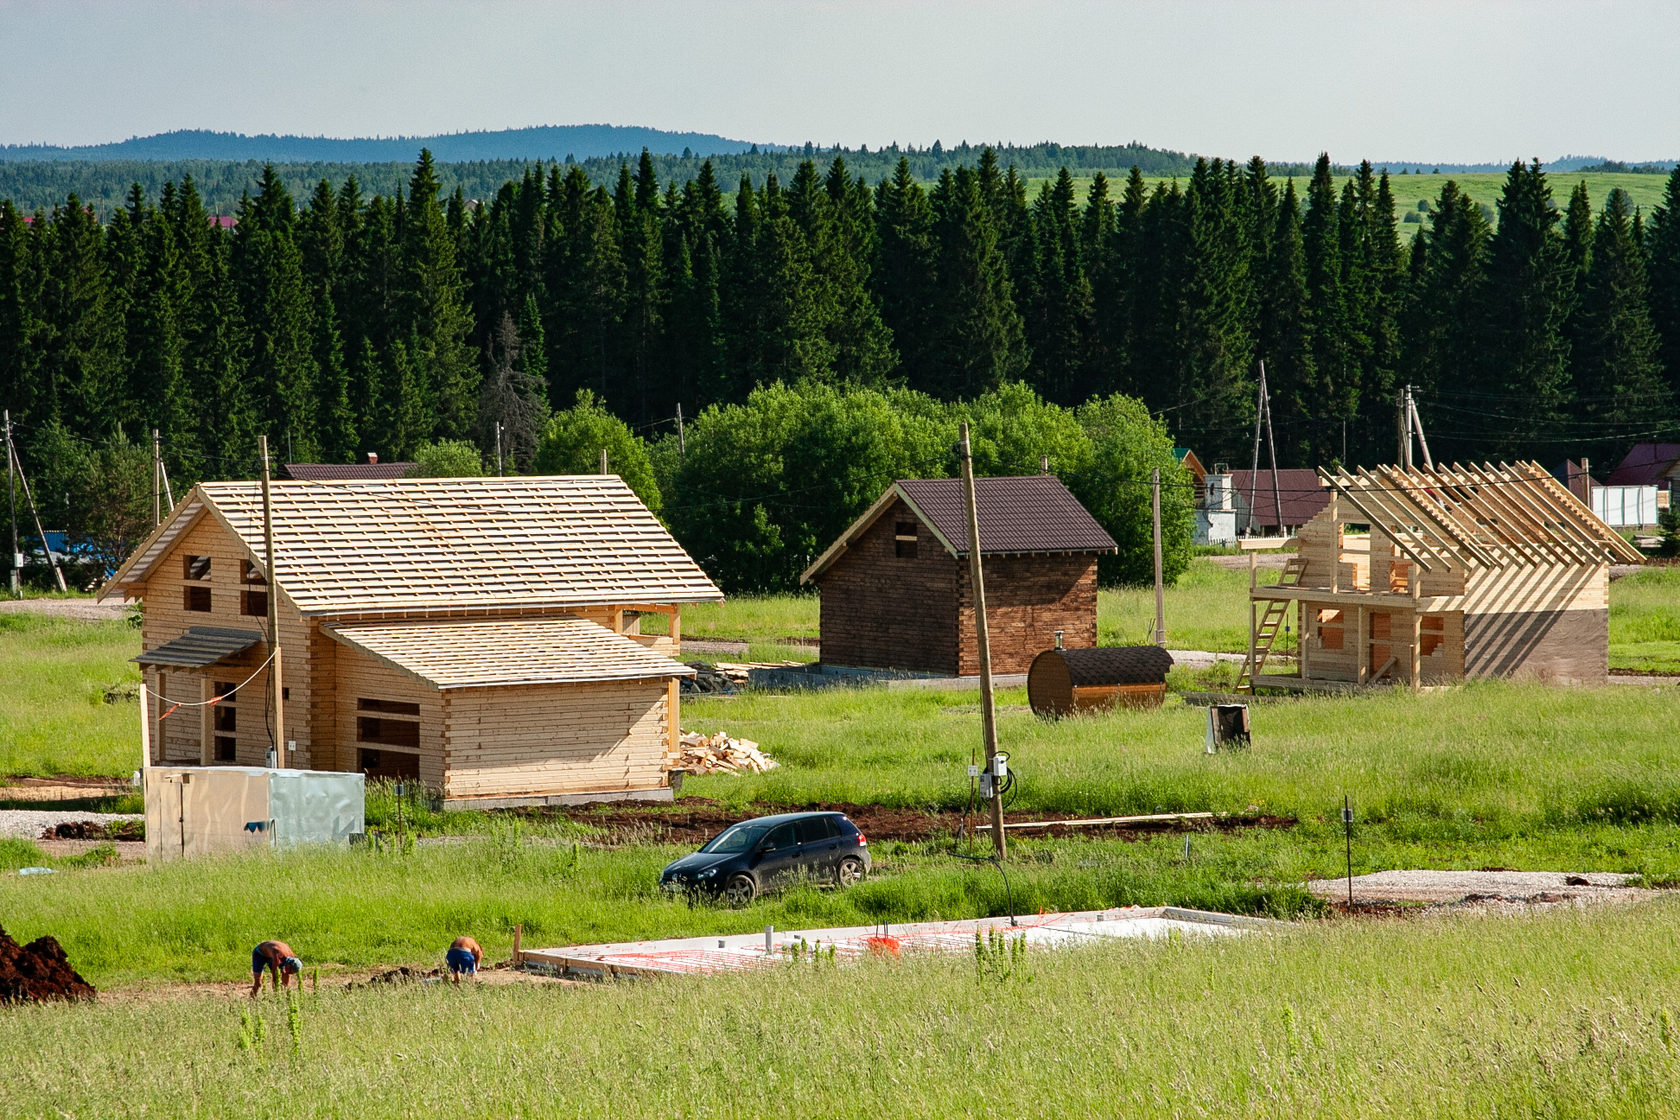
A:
[[103, 476, 723, 615], [323, 615, 697, 689], [801, 475, 1115, 583], [1318, 461, 1644, 572]]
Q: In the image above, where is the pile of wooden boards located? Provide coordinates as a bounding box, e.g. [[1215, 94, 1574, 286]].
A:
[[669, 731, 779, 775]]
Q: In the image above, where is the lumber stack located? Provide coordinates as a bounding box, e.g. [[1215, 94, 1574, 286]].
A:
[[668, 731, 780, 775]]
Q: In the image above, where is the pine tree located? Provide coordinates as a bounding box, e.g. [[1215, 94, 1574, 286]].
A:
[[1478, 160, 1574, 460], [1572, 188, 1668, 465]]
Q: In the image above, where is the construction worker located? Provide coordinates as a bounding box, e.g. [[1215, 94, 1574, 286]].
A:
[[446, 935, 482, 983], [250, 940, 302, 996]]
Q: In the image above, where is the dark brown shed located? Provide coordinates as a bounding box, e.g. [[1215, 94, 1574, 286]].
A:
[[1027, 646, 1175, 716]]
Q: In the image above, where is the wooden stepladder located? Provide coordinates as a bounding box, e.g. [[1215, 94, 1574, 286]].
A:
[[1237, 555, 1306, 693]]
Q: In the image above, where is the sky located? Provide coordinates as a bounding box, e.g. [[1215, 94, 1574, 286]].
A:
[[3, 0, 1678, 164]]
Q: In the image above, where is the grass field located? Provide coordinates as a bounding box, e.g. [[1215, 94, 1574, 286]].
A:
[[6, 901, 1680, 1118], [0, 611, 139, 778], [1609, 567, 1680, 673]]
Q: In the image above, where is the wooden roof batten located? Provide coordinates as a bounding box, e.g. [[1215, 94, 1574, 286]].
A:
[[1314, 460, 1635, 574], [101, 476, 724, 613]]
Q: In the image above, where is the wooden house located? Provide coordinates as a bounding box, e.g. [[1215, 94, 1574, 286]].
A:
[[1238, 462, 1642, 693], [101, 476, 723, 807], [800, 476, 1117, 676]]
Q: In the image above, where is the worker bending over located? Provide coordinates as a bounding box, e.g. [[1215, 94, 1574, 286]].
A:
[[250, 940, 302, 996], [446, 936, 482, 983]]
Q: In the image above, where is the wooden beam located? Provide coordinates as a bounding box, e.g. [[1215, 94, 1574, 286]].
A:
[[1372, 464, 1498, 568], [973, 811, 1216, 833], [1335, 467, 1460, 572], [1484, 463, 1602, 567], [1421, 464, 1549, 568], [1510, 461, 1644, 564], [1249, 585, 1462, 612], [1319, 470, 1443, 573]]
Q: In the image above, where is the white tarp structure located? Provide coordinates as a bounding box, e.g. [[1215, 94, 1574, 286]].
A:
[[1592, 485, 1659, 528], [143, 766, 364, 862]]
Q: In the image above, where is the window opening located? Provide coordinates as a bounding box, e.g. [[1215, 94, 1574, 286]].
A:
[[184, 585, 212, 612], [894, 520, 918, 559], [183, 555, 211, 580]]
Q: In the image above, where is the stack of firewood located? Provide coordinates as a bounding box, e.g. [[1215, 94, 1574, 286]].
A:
[[668, 731, 780, 775]]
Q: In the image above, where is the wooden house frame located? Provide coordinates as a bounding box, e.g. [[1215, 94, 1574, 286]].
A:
[[101, 476, 723, 807], [1239, 461, 1641, 692]]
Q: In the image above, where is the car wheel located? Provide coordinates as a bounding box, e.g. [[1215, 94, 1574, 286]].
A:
[[724, 873, 757, 907], [836, 856, 866, 888]]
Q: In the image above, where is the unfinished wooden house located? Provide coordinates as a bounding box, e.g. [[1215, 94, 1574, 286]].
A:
[[800, 476, 1117, 676], [1239, 462, 1642, 692], [101, 477, 723, 807]]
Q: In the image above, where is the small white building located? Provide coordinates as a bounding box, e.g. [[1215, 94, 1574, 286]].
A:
[[1591, 484, 1660, 528], [1196, 474, 1239, 545]]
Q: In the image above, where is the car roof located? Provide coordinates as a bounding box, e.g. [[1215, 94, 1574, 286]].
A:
[[727, 811, 848, 828]]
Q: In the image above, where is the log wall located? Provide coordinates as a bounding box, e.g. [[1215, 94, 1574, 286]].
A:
[[816, 498, 961, 674], [955, 553, 1098, 676]]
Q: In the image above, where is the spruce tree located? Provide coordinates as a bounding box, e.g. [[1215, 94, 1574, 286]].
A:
[[0, 200, 43, 424], [1572, 188, 1667, 466], [1301, 155, 1352, 464], [1260, 179, 1316, 465], [926, 166, 1027, 398], [1024, 167, 1093, 405], [873, 158, 937, 390], [39, 194, 124, 434], [402, 150, 477, 440], [301, 180, 354, 460], [1478, 160, 1573, 460], [1398, 180, 1490, 462], [231, 167, 319, 460], [1646, 164, 1680, 397]]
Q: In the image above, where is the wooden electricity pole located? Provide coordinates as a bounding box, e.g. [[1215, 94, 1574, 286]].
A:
[[1152, 467, 1166, 647], [494, 421, 504, 477], [5, 410, 17, 595], [152, 429, 162, 527], [9, 430, 65, 592], [600, 448, 609, 475], [960, 422, 1005, 859], [675, 403, 686, 459], [259, 436, 285, 768]]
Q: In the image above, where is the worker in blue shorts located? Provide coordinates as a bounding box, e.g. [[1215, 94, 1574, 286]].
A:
[[446, 935, 482, 983], [250, 940, 302, 996]]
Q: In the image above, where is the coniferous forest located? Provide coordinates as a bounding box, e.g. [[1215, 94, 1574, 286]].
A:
[[3, 147, 1680, 590]]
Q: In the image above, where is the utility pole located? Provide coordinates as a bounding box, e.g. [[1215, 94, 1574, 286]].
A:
[[960, 422, 1005, 860], [1245, 365, 1265, 536], [10, 431, 64, 592], [259, 436, 285, 769], [494, 422, 504, 477], [152, 429, 162, 527], [675, 403, 686, 459], [1262, 361, 1284, 535], [1407, 389, 1433, 470], [5, 410, 18, 595], [1152, 467, 1166, 647], [600, 448, 609, 475], [1397, 385, 1411, 468]]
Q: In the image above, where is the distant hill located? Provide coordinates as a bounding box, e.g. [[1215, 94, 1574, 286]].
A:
[[0, 125, 775, 163], [1374, 155, 1677, 174]]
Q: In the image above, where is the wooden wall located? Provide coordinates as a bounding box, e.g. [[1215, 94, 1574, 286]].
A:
[[1463, 563, 1609, 684], [955, 553, 1097, 676], [817, 497, 961, 675], [136, 514, 313, 768], [329, 644, 445, 788], [442, 678, 672, 800]]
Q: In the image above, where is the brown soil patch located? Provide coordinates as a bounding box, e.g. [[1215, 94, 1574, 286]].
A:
[[40, 819, 144, 841], [523, 798, 1293, 846], [0, 925, 96, 1003]]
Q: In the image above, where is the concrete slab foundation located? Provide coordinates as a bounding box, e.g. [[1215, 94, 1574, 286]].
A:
[[523, 905, 1283, 979]]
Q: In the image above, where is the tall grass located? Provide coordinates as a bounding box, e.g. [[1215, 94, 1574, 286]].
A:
[[0, 612, 140, 778], [6, 901, 1680, 1118]]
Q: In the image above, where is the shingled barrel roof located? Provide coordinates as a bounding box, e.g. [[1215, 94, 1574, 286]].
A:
[[801, 475, 1116, 583], [1048, 644, 1176, 686], [101, 476, 723, 615]]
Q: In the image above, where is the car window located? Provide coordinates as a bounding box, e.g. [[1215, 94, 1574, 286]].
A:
[[796, 817, 835, 844], [760, 823, 798, 850], [700, 823, 769, 854]]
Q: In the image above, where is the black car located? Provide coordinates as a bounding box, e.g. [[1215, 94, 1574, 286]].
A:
[[659, 811, 871, 906]]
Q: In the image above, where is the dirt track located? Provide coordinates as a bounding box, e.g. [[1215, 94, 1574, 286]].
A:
[[532, 798, 1294, 846]]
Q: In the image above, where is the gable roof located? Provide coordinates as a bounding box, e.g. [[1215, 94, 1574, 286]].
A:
[[323, 615, 696, 689], [1606, 443, 1680, 486], [280, 461, 416, 481], [1228, 469, 1332, 529], [801, 475, 1115, 584], [1317, 461, 1644, 572], [102, 476, 722, 615]]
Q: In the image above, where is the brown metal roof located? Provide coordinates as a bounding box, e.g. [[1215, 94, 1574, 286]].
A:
[[800, 475, 1116, 583], [281, 462, 417, 481], [1605, 443, 1680, 487], [897, 476, 1117, 558], [1228, 469, 1331, 529]]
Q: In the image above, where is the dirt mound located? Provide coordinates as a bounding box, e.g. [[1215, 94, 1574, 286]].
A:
[[531, 798, 1294, 846], [40, 819, 144, 841], [0, 926, 96, 1004], [346, 966, 441, 991]]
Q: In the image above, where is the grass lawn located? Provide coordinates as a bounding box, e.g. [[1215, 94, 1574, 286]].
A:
[[1609, 567, 1680, 674], [0, 611, 140, 779], [6, 901, 1680, 1118]]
